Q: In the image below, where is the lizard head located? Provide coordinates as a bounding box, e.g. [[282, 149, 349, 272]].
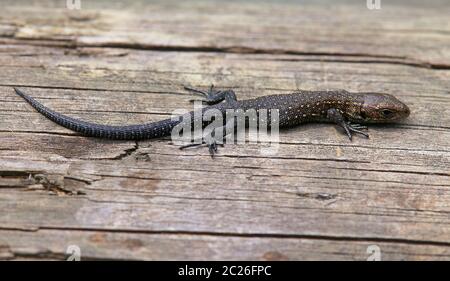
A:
[[355, 93, 410, 123]]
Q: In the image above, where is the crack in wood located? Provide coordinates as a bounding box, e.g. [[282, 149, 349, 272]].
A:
[[2, 35, 449, 69], [0, 171, 86, 195], [296, 191, 338, 201], [2, 226, 449, 248], [90, 141, 139, 161]]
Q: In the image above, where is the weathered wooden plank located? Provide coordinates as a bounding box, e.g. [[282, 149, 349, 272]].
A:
[[1, 229, 450, 261], [0, 148, 449, 245], [0, 46, 448, 157], [0, 44, 449, 95], [1, 0, 449, 66], [0, 48, 449, 246], [0, 0, 449, 260]]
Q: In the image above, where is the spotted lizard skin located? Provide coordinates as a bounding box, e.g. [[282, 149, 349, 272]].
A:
[[14, 88, 410, 140]]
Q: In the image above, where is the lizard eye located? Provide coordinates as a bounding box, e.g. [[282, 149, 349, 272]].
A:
[[380, 109, 395, 118]]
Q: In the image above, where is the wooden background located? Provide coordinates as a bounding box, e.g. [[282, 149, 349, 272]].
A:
[[0, 0, 449, 260]]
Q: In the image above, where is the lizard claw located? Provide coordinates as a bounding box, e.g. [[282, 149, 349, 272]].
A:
[[184, 84, 218, 98], [344, 122, 370, 140], [179, 138, 223, 158], [348, 122, 368, 130]]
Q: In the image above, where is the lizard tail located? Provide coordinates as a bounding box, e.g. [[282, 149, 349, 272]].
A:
[[14, 88, 179, 140]]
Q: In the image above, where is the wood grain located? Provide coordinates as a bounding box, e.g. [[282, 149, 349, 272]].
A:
[[0, 0, 449, 260]]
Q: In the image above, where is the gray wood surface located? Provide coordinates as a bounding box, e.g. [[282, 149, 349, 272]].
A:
[[0, 0, 449, 260]]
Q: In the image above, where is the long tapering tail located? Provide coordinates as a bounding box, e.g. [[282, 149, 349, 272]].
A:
[[14, 88, 180, 140]]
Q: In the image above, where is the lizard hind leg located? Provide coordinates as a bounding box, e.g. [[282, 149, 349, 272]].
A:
[[179, 122, 234, 158], [179, 138, 224, 158], [184, 84, 237, 105]]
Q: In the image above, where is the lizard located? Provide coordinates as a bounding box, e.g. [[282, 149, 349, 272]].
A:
[[13, 86, 410, 157]]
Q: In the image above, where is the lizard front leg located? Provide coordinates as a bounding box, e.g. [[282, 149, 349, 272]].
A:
[[327, 108, 369, 140]]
